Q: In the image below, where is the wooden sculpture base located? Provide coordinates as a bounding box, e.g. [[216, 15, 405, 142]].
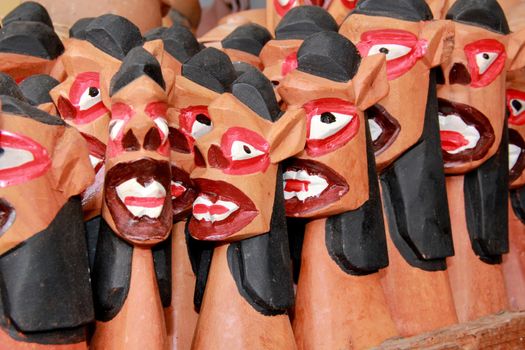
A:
[[503, 199, 525, 311], [381, 224, 458, 336], [91, 247, 168, 350], [191, 244, 296, 350], [375, 311, 525, 349], [166, 221, 199, 350], [293, 218, 398, 350], [445, 176, 509, 322]]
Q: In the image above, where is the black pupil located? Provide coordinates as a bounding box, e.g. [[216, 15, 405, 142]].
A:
[[512, 99, 523, 112], [243, 145, 251, 154], [196, 114, 211, 126], [320, 112, 336, 124], [88, 87, 99, 97], [483, 53, 490, 60], [379, 47, 389, 54]]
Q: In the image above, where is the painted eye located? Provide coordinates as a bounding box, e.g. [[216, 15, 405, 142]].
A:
[[78, 86, 102, 111], [510, 98, 525, 116], [109, 119, 125, 141], [230, 141, 265, 161], [191, 113, 213, 139], [0, 147, 34, 171], [368, 44, 412, 61], [475, 52, 498, 74], [274, 0, 296, 16], [309, 112, 353, 140], [154, 117, 169, 144]]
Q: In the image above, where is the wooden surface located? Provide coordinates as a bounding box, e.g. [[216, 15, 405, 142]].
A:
[[375, 311, 525, 350]]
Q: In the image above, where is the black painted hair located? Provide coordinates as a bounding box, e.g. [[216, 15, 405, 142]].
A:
[[69, 18, 95, 40], [182, 47, 237, 93], [110, 47, 165, 96], [275, 6, 338, 40], [352, 0, 433, 22], [379, 68, 454, 271], [19, 74, 59, 106], [231, 68, 281, 122], [0, 21, 64, 59], [297, 31, 361, 83], [0, 72, 26, 101], [84, 14, 144, 60], [222, 23, 272, 56], [145, 23, 201, 64], [2, 1, 53, 28], [446, 0, 510, 34]]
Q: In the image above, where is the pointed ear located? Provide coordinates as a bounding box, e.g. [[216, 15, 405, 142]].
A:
[[508, 28, 525, 71], [425, 0, 448, 19], [420, 20, 455, 67], [49, 56, 66, 82], [352, 54, 389, 110], [162, 68, 176, 97], [143, 39, 165, 62], [267, 108, 306, 163], [52, 127, 95, 195]]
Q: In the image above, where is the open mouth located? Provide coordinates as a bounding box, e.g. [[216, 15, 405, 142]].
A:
[[105, 158, 171, 242], [366, 104, 400, 156], [283, 158, 348, 216], [171, 165, 197, 221], [189, 179, 258, 240], [438, 98, 495, 167], [0, 198, 15, 237], [509, 128, 525, 183], [0, 129, 51, 187]]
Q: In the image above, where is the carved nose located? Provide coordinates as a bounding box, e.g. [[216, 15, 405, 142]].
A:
[[144, 127, 161, 150], [449, 63, 471, 85], [57, 96, 76, 120]]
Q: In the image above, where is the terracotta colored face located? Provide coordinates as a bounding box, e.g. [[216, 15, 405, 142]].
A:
[[167, 76, 220, 221], [50, 39, 121, 218], [188, 93, 305, 241], [0, 53, 58, 83], [102, 75, 172, 245], [340, 14, 451, 170], [278, 54, 387, 218], [267, 0, 357, 28], [260, 39, 302, 97], [0, 109, 93, 254], [506, 73, 525, 188], [437, 23, 510, 174]]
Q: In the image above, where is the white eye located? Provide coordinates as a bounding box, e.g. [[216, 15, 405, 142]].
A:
[[368, 44, 412, 61], [109, 119, 125, 141], [230, 141, 265, 161], [78, 87, 102, 111], [278, 0, 293, 5], [0, 147, 34, 170], [191, 113, 213, 139], [510, 98, 525, 116], [309, 112, 353, 140], [154, 117, 169, 144], [475, 52, 498, 74]]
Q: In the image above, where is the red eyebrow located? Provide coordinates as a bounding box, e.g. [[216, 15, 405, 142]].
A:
[[111, 102, 134, 120], [145, 101, 168, 118]]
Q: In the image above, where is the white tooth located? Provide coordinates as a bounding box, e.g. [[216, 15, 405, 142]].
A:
[[192, 196, 239, 222], [282, 170, 329, 202], [439, 113, 481, 154], [509, 144, 522, 171], [89, 155, 102, 169], [283, 171, 297, 180], [115, 178, 166, 219], [368, 119, 383, 142]]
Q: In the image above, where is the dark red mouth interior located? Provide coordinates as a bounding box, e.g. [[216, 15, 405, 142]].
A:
[[188, 179, 258, 241], [171, 165, 197, 221], [438, 98, 495, 167], [366, 104, 400, 156], [284, 158, 348, 217], [0, 198, 15, 237]]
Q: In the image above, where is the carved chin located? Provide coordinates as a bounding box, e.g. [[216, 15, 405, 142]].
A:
[[104, 158, 172, 244]]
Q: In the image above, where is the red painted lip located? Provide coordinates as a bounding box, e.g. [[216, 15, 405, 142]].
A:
[[341, 0, 356, 10], [438, 98, 495, 167], [80, 132, 106, 174], [0, 130, 51, 188], [366, 104, 400, 156], [0, 198, 15, 237], [440, 130, 469, 152], [188, 179, 258, 241], [284, 179, 310, 192], [284, 158, 348, 217], [124, 196, 165, 207], [171, 165, 197, 221]]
